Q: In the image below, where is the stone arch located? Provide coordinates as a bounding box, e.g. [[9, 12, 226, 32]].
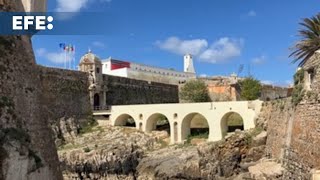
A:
[[93, 93, 100, 109], [114, 114, 136, 127], [220, 112, 244, 138], [181, 113, 209, 141], [145, 113, 170, 134]]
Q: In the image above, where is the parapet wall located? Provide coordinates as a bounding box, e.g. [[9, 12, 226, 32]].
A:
[[262, 98, 320, 179], [39, 66, 91, 120], [38, 66, 92, 145], [103, 74, 179, 105]]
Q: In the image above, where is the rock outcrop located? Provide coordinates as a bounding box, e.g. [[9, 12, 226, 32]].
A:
[[59, 126, 268, 180], [59, 126, 160, 180]]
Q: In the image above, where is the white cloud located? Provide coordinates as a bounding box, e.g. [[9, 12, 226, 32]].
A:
[[252, 55, 266, 64], [199, 38, 243, 63], [55, 0, 112, 12], [56, 0, 89, 12], [92, 41, 106, 48], [155, 37, 208, 56], [36, 48, 72, 64], [199, 74, 208, 78], [248, 10, 257, 17], [156, 37, 243, 63], [261, 80, 274, 85]]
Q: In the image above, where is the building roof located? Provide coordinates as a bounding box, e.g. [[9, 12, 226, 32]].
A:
[[79, 51, 101, 64]]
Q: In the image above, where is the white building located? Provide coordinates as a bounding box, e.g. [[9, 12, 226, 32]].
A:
[[101, 54, 196, 84]]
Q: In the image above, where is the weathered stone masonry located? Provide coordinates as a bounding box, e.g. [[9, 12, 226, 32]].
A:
[[258, 53, 320, 179], [38, 66, 92, 145], [0, 33, 63, 180], [102, 74, 179, 106]]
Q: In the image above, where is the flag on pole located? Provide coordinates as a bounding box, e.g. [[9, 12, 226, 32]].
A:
[[59, 43, 76, 69], [59, 43, 66, 50]]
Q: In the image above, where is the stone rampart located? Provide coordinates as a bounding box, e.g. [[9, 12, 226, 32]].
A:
[[102, 74, 179, 105], [261, 98, 320, 179], [38, 66, 92, 145]]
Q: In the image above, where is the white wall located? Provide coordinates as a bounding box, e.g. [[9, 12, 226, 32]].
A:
[[101, 60, 196, 84], [102, 100, 262, 144]]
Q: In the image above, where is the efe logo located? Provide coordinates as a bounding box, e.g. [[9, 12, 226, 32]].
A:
[[12, 16, 53, 30]]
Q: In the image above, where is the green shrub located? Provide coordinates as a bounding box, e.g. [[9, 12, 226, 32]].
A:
[[179, 80, 211, 102], [239, 77, 262, 100], [293, 69, 304, 85], [292, 84, 305, 106]]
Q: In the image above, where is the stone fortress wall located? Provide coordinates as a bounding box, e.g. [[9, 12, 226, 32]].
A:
[[37, 66, 92, 145], [102, 74, 179, 105], [259, 53, 320, 179], [37, 66, 179, 143], [259, 98, 320, 179], [260, 84, 290, 101]]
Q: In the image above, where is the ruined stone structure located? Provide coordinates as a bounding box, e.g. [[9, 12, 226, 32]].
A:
[[199, 74, 240, 101], [94, 100, 262, 144], [199, 75, 291, 102], [79, 51, 179, 109]]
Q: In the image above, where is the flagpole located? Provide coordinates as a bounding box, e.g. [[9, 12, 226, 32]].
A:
[[73, 45, 76, 70], [64, 49, 67, 69]]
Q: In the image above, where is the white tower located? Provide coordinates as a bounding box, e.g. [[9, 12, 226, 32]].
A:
[[184, 54, 195, 73]]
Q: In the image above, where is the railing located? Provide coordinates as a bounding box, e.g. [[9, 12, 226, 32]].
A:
[[93, 105, 112, 111]]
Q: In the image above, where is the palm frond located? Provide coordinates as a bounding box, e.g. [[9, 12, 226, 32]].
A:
[[290, 13, 320, 66]]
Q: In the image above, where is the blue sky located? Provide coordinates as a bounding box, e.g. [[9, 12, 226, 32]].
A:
[[32, 0, 320, 86]]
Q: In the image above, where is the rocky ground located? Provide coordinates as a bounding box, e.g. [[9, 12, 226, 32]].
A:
[[58, 125, 283, 180]]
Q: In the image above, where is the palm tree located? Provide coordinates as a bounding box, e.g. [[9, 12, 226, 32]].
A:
[[290, 13, 320, 66]]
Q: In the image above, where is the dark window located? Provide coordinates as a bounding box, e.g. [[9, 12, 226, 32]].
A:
[[96, 67, 100, 73]]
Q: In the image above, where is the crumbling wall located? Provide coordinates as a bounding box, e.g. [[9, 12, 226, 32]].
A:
[[260, 99, 293, 159]]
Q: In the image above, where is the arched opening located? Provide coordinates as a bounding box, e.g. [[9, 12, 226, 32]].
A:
[[146, 113, 171, 144], [93, 93, 100, 110], [181, 113, 209, 144], [221, 112, 244, 138], [114, 114, 136, 127]]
